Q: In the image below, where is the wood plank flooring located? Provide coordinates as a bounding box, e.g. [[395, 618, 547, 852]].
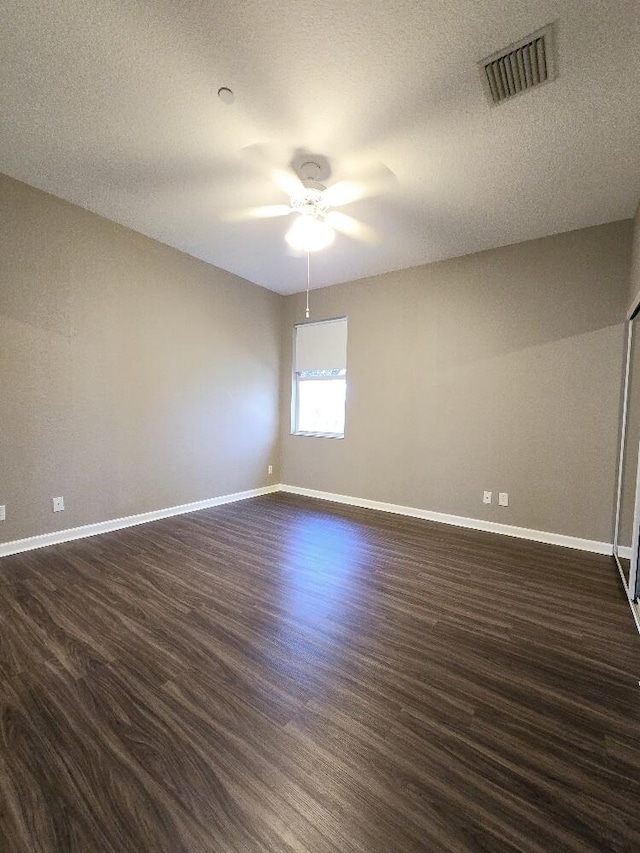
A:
[[1, 492, 639, 852]]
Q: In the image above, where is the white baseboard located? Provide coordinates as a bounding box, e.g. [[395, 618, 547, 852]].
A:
[[0, 482, 615, 560], [0, 485, 281, 558], [280, 485, 614, 555], [617, 545, 632, 560]]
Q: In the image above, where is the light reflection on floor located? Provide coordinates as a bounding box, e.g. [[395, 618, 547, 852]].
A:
[[274, 512, 364, 668]]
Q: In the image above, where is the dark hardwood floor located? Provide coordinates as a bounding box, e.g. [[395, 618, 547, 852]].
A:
[[1, 492, 639, 852]]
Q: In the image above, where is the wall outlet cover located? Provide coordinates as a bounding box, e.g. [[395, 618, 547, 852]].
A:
[[53, 496, 65, 512], [268, 465, 273, 475], [0, 505, 5, 522], [499, 492, 509, 506], [483, 491, 492, 504]]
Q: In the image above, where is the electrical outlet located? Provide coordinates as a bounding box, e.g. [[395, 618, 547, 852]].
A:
[[499, 492, 509, 507], [268, 465, 273, 475], [52, 496, 64, 512], [0, 505, 5, 522], [483, 491, 492, 504]]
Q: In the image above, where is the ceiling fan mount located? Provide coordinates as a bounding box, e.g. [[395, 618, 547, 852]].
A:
[[291, 152, 331, 184]]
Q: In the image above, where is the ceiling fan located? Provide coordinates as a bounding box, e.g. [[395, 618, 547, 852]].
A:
[[227, 149, 394, 253]]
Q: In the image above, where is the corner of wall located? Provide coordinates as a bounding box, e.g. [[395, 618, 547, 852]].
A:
[[628, 201, 640, 315]]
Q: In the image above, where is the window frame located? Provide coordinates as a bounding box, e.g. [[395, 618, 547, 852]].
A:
[[291, 318, 348, 439]]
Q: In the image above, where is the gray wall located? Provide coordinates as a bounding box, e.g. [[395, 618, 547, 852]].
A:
[[1, 171, 632, 548], [280, 221, 633, 543], [0, 174, 281, 543]]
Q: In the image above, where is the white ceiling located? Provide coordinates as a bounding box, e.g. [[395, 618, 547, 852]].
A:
[[1, 0, 639, 294]]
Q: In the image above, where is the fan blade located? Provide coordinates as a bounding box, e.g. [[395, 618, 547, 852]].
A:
[[221, 204, 293, 223], [322, 181, 363, 208], [325, 211, 379, 244], [330, 163, 397, 206], [323, 164, 396, 209], [357, 162, 397, 192], [272, 168, 303, 198], [241, 142, 303, 198], [250, 204, 293, 219]]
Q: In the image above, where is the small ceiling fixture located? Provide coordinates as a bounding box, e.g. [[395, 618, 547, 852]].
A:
[[217, 86, 235, 104]]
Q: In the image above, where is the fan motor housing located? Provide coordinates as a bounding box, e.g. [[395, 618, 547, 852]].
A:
[[290, 185, 329, 218]]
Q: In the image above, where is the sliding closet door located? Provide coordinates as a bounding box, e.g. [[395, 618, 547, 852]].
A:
[[615, 316, 640, 598], [628, 466, 640, 600]]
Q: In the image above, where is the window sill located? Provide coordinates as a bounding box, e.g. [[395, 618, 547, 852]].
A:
[[291, 431, 344, 439]]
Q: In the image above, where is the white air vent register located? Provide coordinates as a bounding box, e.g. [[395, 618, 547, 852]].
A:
[[480, 23, 557, 106]]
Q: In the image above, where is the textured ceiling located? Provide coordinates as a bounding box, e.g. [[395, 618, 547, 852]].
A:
[[1, 0, 639, 294]]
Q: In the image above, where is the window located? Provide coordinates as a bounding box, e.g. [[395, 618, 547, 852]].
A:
[[293, 318, 347, 437]]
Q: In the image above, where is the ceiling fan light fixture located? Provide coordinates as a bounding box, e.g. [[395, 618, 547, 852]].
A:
[[285, 214, 335, 253]]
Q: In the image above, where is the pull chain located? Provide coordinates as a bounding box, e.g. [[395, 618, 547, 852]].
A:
[[305, 251, 310, 319]]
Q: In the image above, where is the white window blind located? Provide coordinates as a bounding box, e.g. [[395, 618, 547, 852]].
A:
[[294, 318, 347, 373]]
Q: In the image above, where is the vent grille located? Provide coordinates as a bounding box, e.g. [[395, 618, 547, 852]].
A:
[[480, 24, 557, 106]]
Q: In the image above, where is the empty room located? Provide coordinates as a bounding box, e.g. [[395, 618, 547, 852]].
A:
[[2, 1, 640, 851]]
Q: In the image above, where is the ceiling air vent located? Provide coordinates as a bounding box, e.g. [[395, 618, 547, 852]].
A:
[[480, 23, 557, 106]]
